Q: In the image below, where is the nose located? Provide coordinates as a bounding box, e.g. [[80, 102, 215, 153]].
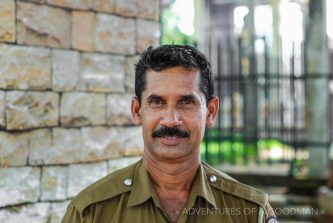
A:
[[160, 106, 182, 128]]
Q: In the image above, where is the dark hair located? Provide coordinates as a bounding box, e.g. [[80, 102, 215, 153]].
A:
[[135, 45, 214, 106]]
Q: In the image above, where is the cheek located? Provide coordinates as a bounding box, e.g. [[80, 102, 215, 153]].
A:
[[192, 107, 207, 123], [141, 109, 161, 130], [185, 109, 207, 132]]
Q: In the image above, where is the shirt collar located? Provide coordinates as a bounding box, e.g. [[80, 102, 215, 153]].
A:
[[127, 159, 216, 208], [187, 163, 217, 208], [127, 159, 160, 207]]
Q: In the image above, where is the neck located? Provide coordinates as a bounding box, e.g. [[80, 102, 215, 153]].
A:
[[143, 151, 200, 191]]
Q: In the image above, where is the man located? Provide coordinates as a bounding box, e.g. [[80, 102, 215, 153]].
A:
[[62, 45, 277, 223]]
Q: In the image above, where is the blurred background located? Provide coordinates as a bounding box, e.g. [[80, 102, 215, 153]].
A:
[[161, 0, 333, 222], [0, 0, 333, 222]]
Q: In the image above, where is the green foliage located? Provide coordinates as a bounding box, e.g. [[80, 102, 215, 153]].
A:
[[200, 139, 291, 166], [161, 2, 196, 46]]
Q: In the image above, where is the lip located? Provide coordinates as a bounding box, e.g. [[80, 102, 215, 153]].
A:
[[158, 136, 186, 146]]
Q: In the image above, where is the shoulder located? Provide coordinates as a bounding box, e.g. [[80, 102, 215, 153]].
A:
[[70, 160, 140, 216], [202, 162, 271, 208], [202, 162, 277, 221]]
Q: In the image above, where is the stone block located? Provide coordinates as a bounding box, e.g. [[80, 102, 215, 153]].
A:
[[53, 129, 82, 164], [6, 91, 59, 130], [0, 0, 15, 42], [0, 131, 28, 167], [0, 91, 4, 127], [0, 44, 51, 90], [47, 0, 91, 10], [125, 56, 139, 93], [72, 11, 94, 52], [28, 128, 52, 165], [52, 49, 79, 91], [138, 0, 159, 21], [29, 128, 81, 165], [119, 127, 144, 156], [78, 53, 125, 93], [68, 162, 108, 197], [0, 203, 50, 223], [108, 156, 141, 173], [137, 19, 160, 53], [94, 14, 135, 54], [107, 94, 133, 125], [41, 166, 68, 201], [60, 92, 106, 127], [49, 201, 70, 223], [115, 0, 137, 17], [17, 2, 71, 48], [25, 0, 45, 3], [82, 127, 143, 157], [0, 167, 40, 207], [91, 0, 114, 13], [81, 127, 124, 162]]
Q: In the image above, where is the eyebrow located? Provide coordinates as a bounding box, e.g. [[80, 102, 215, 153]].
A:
[[146, 94, 163, 102], [181, 94, 196, 101], [146, 94, 198, 102]]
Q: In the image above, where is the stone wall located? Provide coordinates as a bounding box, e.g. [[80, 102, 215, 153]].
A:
[[0, 0, 160, 222]]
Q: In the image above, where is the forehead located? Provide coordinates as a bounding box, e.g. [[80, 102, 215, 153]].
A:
[[144, 66, 201, 96]]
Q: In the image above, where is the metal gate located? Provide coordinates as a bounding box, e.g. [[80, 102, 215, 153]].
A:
[[201, 1, 332, 178]]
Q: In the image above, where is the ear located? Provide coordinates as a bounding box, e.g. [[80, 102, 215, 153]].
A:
[[131, 97, 142, 126], [206, 96, 219, 128]]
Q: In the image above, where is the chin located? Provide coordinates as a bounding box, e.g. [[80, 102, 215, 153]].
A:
[[152, 145, 192, 160]]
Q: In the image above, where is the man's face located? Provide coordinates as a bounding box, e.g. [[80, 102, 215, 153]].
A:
[[132, 66, 218, 161]]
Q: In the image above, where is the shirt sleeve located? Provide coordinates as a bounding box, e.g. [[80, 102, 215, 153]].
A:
[[61, 202, 84, 223]]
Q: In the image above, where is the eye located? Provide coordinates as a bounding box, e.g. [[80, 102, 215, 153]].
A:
[[149, 98, 165, 108], [180, 98, 195, 108], [151, 98, 162, 105], [182, 99, 193, 104]]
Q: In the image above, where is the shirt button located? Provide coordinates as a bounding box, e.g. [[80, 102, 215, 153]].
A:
[[209, 175, 217, 183], [266, 218, 278, 223], [124, 178, 133, 186]]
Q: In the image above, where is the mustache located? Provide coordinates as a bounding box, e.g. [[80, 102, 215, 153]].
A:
[[152, 126, 190, 138]]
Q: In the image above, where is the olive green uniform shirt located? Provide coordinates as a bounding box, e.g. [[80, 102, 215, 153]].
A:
[[62, 159, 276, 223]]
